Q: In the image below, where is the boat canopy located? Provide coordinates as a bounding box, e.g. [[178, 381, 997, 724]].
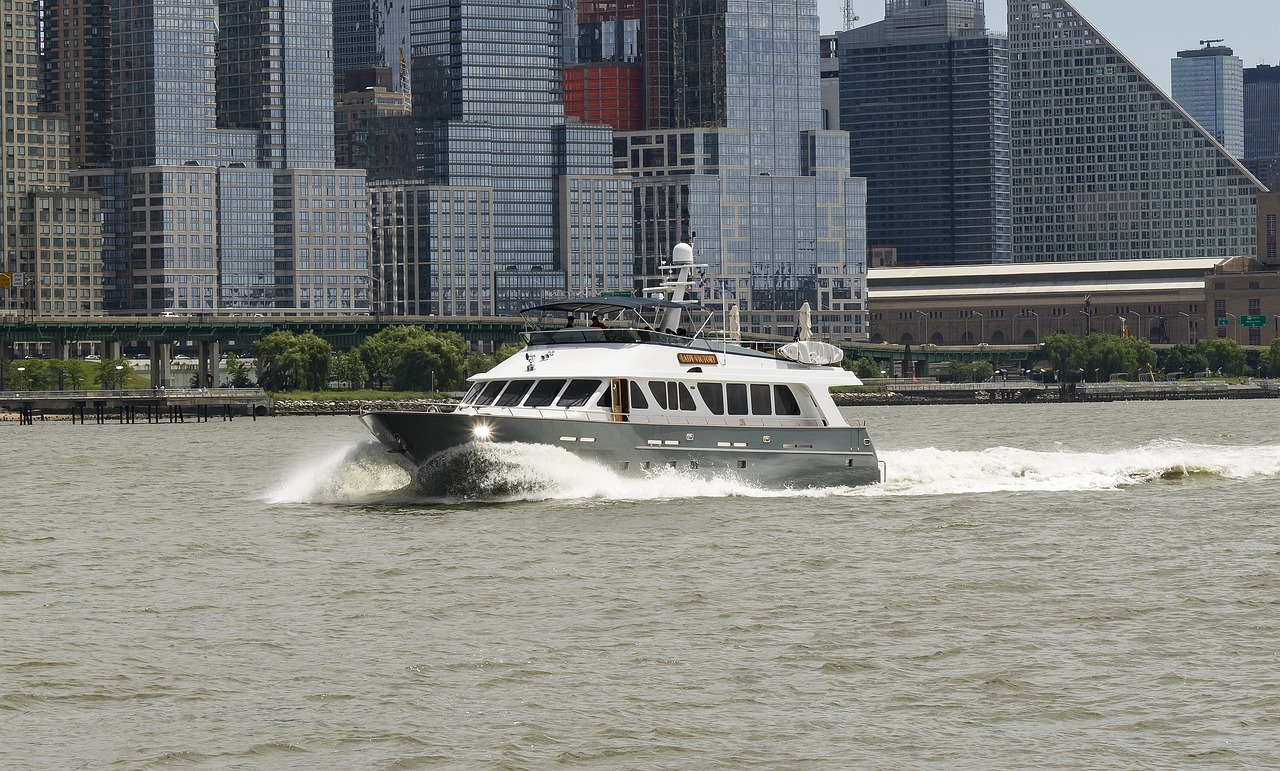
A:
[[522, 295, 699, 316]]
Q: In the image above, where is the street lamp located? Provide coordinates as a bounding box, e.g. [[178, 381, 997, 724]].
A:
[[1225, 312, 1238, 344], [914, 310, 929, 345], [1127, 310, 1142, 341], [1078, 309, 1092, 336], [1022, 309, 1040, 343], [1179, 311, 1194, 345], [115, 364, 124, 391], [972, 311, 985, 345], [16, 365, 26, 391]]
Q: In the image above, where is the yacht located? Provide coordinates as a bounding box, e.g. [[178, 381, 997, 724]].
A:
[[360, 244, 881, 489]]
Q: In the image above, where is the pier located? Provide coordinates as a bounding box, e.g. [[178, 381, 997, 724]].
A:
[[0, 388, 272, 426]]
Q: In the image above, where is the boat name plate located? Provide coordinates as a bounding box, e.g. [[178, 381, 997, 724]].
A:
[[677, 353, 719, 365]]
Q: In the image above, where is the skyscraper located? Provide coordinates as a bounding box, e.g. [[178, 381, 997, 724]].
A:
[[1244, 64, 1280, 191], [1008, 0, 1264, 262], [839, 0, 1011, 265], [366, 0, 631, 317], [3, 0, 104, 318], [1172, 43, 1245, 158], [45, 0, 370, 315], [568, 0, 870, 342], [333, 0, 412, 94]]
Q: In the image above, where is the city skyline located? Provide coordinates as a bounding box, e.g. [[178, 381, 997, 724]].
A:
[[818, 0, 1279, 93]]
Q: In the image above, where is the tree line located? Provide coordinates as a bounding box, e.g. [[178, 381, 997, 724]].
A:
[[251, 326, 521, 393], [842, 333, 1280, 382]]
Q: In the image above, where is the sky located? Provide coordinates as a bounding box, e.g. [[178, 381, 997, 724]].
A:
[[816, 0, 1280, 92]]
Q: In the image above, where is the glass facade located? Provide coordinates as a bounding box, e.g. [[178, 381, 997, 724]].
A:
[[1171, 47, 1245, 159], [840, 0, 1011, 265], [53, 0, 369, 315], [1009, 0, 1264, 263], [364, 0, 628, 317], [603, 0, 868, 341], [333, 0, 412, 93], [1245, 65, 1280, 161]]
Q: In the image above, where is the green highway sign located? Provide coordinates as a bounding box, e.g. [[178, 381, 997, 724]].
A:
[[1216, 317, 1230, 327], [1241, 315, 1268, 327], [600, 291, 634, 297]]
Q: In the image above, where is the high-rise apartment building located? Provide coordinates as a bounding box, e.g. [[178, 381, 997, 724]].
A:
[[1244, 64, 1280, 191], [333, 0, 411, 94], [39, 0, 111, 171], [1172, 44, 1245, 158], [366, 0, 631, 317], [568, 0, 869, 342], [2, 0, 105, 318], [839, 0, 1011, 266], [44, 0, 370, 315], [1008, 0, 1264, 262]]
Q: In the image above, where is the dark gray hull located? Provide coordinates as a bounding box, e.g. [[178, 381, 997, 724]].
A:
[[361, 410, 881, 489]]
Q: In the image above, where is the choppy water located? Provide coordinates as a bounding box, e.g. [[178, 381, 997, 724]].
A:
[[4, 401, 1280, 768]]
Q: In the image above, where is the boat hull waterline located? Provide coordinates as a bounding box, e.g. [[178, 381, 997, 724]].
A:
[[361, 410, 881, 490]]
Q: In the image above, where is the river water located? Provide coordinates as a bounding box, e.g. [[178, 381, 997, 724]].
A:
[[4, 401, 1280, 768]]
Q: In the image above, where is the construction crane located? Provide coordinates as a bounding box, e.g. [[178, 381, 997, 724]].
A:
[[844, 0, 859, 31], [1200, 39, 1225, 48]]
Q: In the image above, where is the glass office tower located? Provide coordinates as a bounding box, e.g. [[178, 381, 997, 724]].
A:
[[840, 0, 1011, 265], [1244, 65, 1280, 192], [333, 0, 412, 94], [366, 0, 631, 317], [569, 0, 869, 342], [48, 0, 370, 314], [1172, 44, 1245, 159], [1008, 0, 1263, 262]]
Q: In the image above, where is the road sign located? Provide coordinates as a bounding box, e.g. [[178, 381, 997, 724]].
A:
[[0, 272, 10, 289], [1216, 316, 1230, 327], [600, 291, 633, 297], [1241, 315, 1268, 327]]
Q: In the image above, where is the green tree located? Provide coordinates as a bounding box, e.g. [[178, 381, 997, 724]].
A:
[[1265, 339, 1280, 378], [357, 326, 469, 392], [1159, 344, 1209, 379], [50, 359, 92, 391], [493, 343, 525, 364], [331, 350, 368, 390], [254, 331, 332, 391], [848, 356, 879, 380], [95, 358, 133, 390], [224, 353, 255, 388], [10, 359, 50, 390], [358, 326, 426, 388], [389, 332, 469, 391], [1043, 333, 1087, 381], [1195, 337, 1246, 377]]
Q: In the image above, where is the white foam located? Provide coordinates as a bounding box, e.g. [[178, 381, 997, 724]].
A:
[[267, 441, 414, 504], [269, 438, 1280, 505]]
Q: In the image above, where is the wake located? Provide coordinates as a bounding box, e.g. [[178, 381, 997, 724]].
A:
[[267, 438, 1280, 505]]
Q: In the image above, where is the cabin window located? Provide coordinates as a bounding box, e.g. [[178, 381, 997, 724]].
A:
[[495, 380, 533, 407], [750, 384, 772, 415], [726, 383, 748, 415], [774, 385, 802, 415], [646, 380, 696, 411], [673, 383, 696, 411], [629, 381, 649, 409], [461, 383, 481, 404], [523, 379, 566, 407], [697, 382, 724, 415], [647, 381, 668, 409], [557, 379, 602, 407], [474, 380, 506, 406]]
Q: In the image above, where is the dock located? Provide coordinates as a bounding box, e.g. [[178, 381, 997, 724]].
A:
[[0, 388, 272, 425]]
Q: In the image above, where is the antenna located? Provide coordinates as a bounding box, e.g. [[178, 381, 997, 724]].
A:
[[843, 0, 859, 31]]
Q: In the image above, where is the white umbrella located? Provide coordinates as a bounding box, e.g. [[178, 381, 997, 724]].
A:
[[797, 301, 812, 341], [728, 304, 741, 339]]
